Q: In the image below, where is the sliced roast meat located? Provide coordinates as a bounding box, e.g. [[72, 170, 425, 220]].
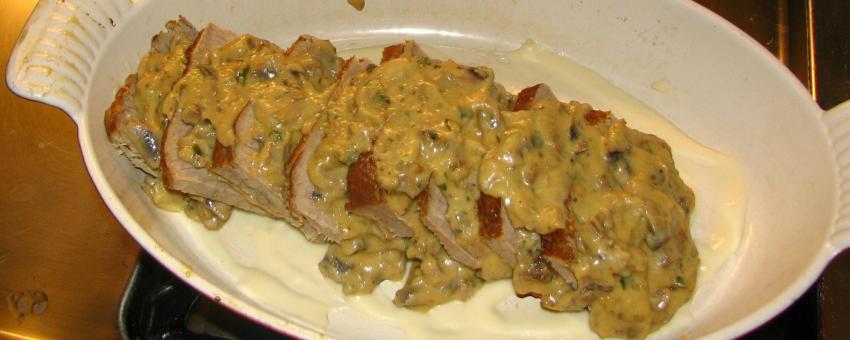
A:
[[209, 104, 290, 218], [159, 24, 269, 215], [420, 181, 481, 268], [380, 40, 427, 64], [477, 193, 518, 267], [512, 83, 578, 284], [475, 83, 558, 268], [513, 83, 557, 111], [335, 41, 430, 238], [288, 58, 375, 242], [161, 109, 268, 215], [206, 35, 344, 243], [288, 129, 336, 241], [540, 227, 578, 288], [104, 17, 198, 175], [345, 152, 413, 238]]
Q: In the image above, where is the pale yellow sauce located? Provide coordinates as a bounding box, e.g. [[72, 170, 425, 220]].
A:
[[132, 27, 194, 144], [162, 34, 342, 188], [394, 201, 482, 309], [318, 42, 745, 340], [309, 54, 514, 283], [483, 95, 698, 337], [142, 175, 231, 230]]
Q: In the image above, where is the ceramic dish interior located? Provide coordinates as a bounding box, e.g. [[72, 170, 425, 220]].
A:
[[8, 0, 850, 339]]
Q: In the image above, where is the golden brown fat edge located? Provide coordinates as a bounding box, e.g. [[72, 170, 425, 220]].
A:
[[345, 152, 414, 238], [477, 193, 503, 239], [345, 152, 383, 209]]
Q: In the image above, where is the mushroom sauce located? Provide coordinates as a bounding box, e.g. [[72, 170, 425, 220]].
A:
[[119, 26, 731, 338]]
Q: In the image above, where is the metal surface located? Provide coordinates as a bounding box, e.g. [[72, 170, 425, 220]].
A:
[[0, 1, 141, 339], [810, 0, 850, 338], [0, 0, 845, 338]]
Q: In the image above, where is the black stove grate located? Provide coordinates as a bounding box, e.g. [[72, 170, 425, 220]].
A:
[[119, 254, 292, 340]]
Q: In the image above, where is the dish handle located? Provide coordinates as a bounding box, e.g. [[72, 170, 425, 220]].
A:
[[5, 0, 130, 123], [823, 100, 850, 252]]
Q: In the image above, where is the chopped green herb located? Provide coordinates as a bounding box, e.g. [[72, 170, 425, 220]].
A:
[[531, 133, 544, 149], [620, 275, 632, 289], [458, 108, 472, 120], [417, 57, 432, 67], [185, 197, 196, 209], [237, 66, 249, 85], [192, 144, 202, 155], [438, 183, 448, 191], [268, 130, 282, 141], [345, 150, 358, 163]]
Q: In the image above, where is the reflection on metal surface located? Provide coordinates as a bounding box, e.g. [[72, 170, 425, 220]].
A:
[[0, 330, 42, 340], [0, 1, 141, 339], [807, 0, 817, 100], [777, 0, 788, 65]]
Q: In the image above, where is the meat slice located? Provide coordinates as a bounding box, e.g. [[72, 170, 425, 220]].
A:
[[207, 35, 333, 222], [285, 34, 323, 56], [184, 23, 238, 68], [540, 227, 578, 287], [380, 40, 427, 64], [477, 193, 518, 267], [209, 104, 289, 218], [514, 83, 557, 111], [104, 17, 198, 175], [420, 181, 480, 268], [288, 129, 337, 241], [159, 24, 268, 215], [290, 42, 428, 242], [332, 41, 430, 238], [288, 58, 375, 242], [345, 152, 413, 237], [104, 76, 155, 174], [507, 83, 579, 285], [161, 109, 267, 215], [472, 83, 558, 267]]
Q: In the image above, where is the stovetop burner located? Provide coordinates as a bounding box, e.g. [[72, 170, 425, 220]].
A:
[[118, 253, 817, 340], [119, 254, 291, 340]]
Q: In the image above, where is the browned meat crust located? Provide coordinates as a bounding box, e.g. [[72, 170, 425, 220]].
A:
[[540, 228, 575, 263], [158, 23, 269, 216], [478, 193, 518, 267], [584, 109, 610, 126], [421, 181, 481, 268], [287, 58, 375, 242], [104, 17, 198, 176], [346, 152, 383, 209], [345, 152, 414, 238], [478, 193, 503, 239]]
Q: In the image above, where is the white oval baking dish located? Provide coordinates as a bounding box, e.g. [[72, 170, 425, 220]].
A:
[[8, 0, 850, 338]]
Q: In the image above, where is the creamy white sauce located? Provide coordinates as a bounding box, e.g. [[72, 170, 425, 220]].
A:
[[163, 40, 745, 339]]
